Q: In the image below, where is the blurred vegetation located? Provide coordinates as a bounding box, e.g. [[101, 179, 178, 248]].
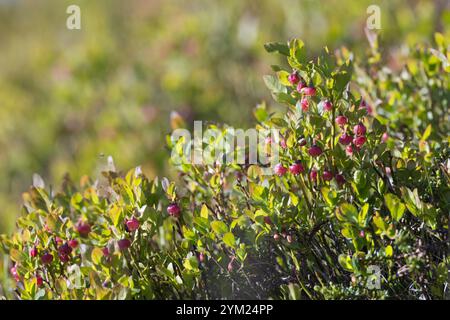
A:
[[0, 0, 448, 238]]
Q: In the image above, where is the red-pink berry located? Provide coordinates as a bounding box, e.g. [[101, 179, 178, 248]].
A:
[[381, 132, 389, 143], [55, 237, 63, 245], [118, 238, 131, 251], [298, 138, 307, 147], [359, 99, 373, 115], [359, 230, 365, 238], [353, 136, 367, 148], [198, 252, 205, 263], [68, 239, 79, 249], [300, 97, 309, 111], [264, 216, 273, 225], [353, 122, 366, 136], [58, 243, 72, 256], [36, 275, 43, 287], [335, 174, 346, 186], [58, 253, 70, 263], [288, 72, 300, 85], [346, 145, 354, 156], [296, 81, 307, 93], [339, 133, 353, 145], [310, 169, 318, 181], [10, 265, 20, 282], [280, 138, 287, 149], [308, 145, 323, 157], [298, 138, 306, 147], [30, 246, 38, 258], [126, 216, 140, 232], [41, 253, 53, 265], [167, 203, 181, 217], [76, 221, 91, 238], [335, 115, 348, 127], [289, 161, 304, 175], [323, 170, 333, 181], [102, 247, 110, 257], [273, 233, 280, 241], [301, 86, 316, 96], [321, 100, 333, 112], [274, 163, 288, 176]]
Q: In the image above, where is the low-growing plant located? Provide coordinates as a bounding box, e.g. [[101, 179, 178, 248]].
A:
[[1, 35, 448, 300]]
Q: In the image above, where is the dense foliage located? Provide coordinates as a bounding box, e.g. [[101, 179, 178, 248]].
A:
[[0, 0, 446, 234], [1, 33, 448, 300]]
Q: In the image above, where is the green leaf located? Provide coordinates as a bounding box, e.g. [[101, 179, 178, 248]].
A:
[[358, 203, 369, 227], [254, 102, 268, 122], [401, 187, 422, 217], [223, 232, 236, 248], [385, 245, 393, 257], [209, 174, 220, 188], [264, 42, 290, 56], [321, 187, 337, 207], [263, 75, 286, 93], [333, 62, 353, 94], [420, 124, 432, 142], [273, 92, 296, 106], [193, 217, 210, 234], [270, 117, 288, 128], [353, 170, 366, 188], [384, 193, 406, 222], [373, 214, 387, 232], [341, 227, 353, 239], [183, 256, 199, 271], [34, 289, 46, 300], [289, 39, 306, 66], [338, 254, 353, 271], [211, 221, 228, 235], [434, 32, 445, 47], [109, 204, 122, 227], [336, 203, 359, 224], [9, 248, 23, 263], [200, 204, 209, 219], [91, 247, 104, 265]]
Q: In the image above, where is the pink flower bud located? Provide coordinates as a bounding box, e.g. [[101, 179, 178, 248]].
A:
[[68, 239, 79, 249], [353, 122, 366, 136], [289, 161, 304, 175], [300, 97, 309, 111], [288, 72, 300, 85], [126, 216, 140, 232], [274, 163, 288, 176], [301, 86, 316, 96], [335, 174, 346, 186], [76, 221, 91, 238], [310, 169, 318, 181], [335, 116, 348, 127], [353, 136, 367, 148], [339, 133, 353, 145], [323, 170, 333, 181], [320, 100, 333, 112], [41, 253, 53, 265], [167, 203, 181, 217], [118, 238, 131, 251], [296, 81, 307, 93], [308, 145, 323, 157]]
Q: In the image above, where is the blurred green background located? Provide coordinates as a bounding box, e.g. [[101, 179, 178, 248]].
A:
[[0, 0, 448, 234]]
